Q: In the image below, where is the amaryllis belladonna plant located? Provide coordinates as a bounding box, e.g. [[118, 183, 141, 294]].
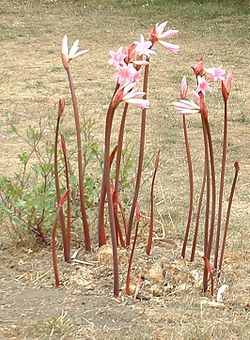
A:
[[98, 21, 179, 296], [61, 35, 91, 252], [173, 59, 239, 295]]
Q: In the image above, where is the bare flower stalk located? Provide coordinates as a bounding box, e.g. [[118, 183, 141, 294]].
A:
[[146, 151, 160, 256], [214, 98, 228, 269], [190, 116, 210, 262], [218, 161, 239, 275], [125, 203, 140, 295], [181, 115, 194, 258], [203, 117, 216, 261], [202, 117, 216, 293], [115, 103, 129, 194], [65, 67, 91, 252], [54, 99, 70, 262], [61, 134, 71, 260], [98, 145, 118, 247], [127, 60, 149, 246], [98, 84, 120, 247], [52, 189, 69, 288], [103, 104, 120, 297], [113, 189, 125, 248]]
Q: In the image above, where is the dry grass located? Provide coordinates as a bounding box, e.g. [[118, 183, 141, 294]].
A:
[[0, 0, 250, 338]]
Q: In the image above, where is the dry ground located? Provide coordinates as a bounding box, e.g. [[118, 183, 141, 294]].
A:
[[0, 0, 250, 339]]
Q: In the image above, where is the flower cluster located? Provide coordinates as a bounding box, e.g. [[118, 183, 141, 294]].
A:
[[173, 58, 233, 116], [108, 21, 179, 109]]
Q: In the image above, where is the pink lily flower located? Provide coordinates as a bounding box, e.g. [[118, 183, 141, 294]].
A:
[[149, 21, 180, 54], [134, 34, 156, 58], [112, 82, 149, 109], [196, 76, 212, 95], [109, 47, 128, 69], [61, 35, 88, 69], [180, 76, 188, 99], [193, 90, 201, 105], [173, 99, 200, 115], [158, 41, 180, 54], [205, 66, 226, 81], [115, 63, 140, 85]]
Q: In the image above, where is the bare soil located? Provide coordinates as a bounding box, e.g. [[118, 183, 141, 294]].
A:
[[1, 235, 250, 339]]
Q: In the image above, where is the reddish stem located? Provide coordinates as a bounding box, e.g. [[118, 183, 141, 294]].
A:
[[214, 100, 228, 269], [114, 103, 129, 193], [202, 117, 216, 293], [146, 151, 160, 256], [127, 60, 149, 245], [113, 189, 125, 248], [204, 117, 216, 261], [218, 161, 239, 274], [181, 115, 194, 258], [66, 68, 91, 251], [203, 256, 214, 296], [118, 200, 128, 242], [125, 203, 140, 295], [190, 117, 210, 262], [54, 99, 69, 262], [52, 189, 69, 288], [98, 84, 120, 247], [98, 145, 118, 247], [103, 105, 119, 296], [61, 134, 71, 260]]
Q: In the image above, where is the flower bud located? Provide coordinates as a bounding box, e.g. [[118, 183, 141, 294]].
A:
[[198, 92, 208, 119], [180, 76, 188, 99], [58, 98, 65, 118]]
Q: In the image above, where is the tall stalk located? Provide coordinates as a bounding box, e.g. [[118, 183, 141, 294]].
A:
[[61, 134, 71, 260], [65, 67, 91, 252], [54, 99, 69, 262], [218, 161, 239, 274], [52, 189, 69, 288], [98, 84, 120, 247], [146, 151, 160, 256], [203, 117, 216, 261], [190, 117, 210, 261], [115, 103, 129, 194], [125, 203, 140, 295], [127, 60, 149, 245], [181, 115, 194, 258], [214, 100, 228, 269], [98, 145, 118, 247], [103, 104, 119, 297]]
